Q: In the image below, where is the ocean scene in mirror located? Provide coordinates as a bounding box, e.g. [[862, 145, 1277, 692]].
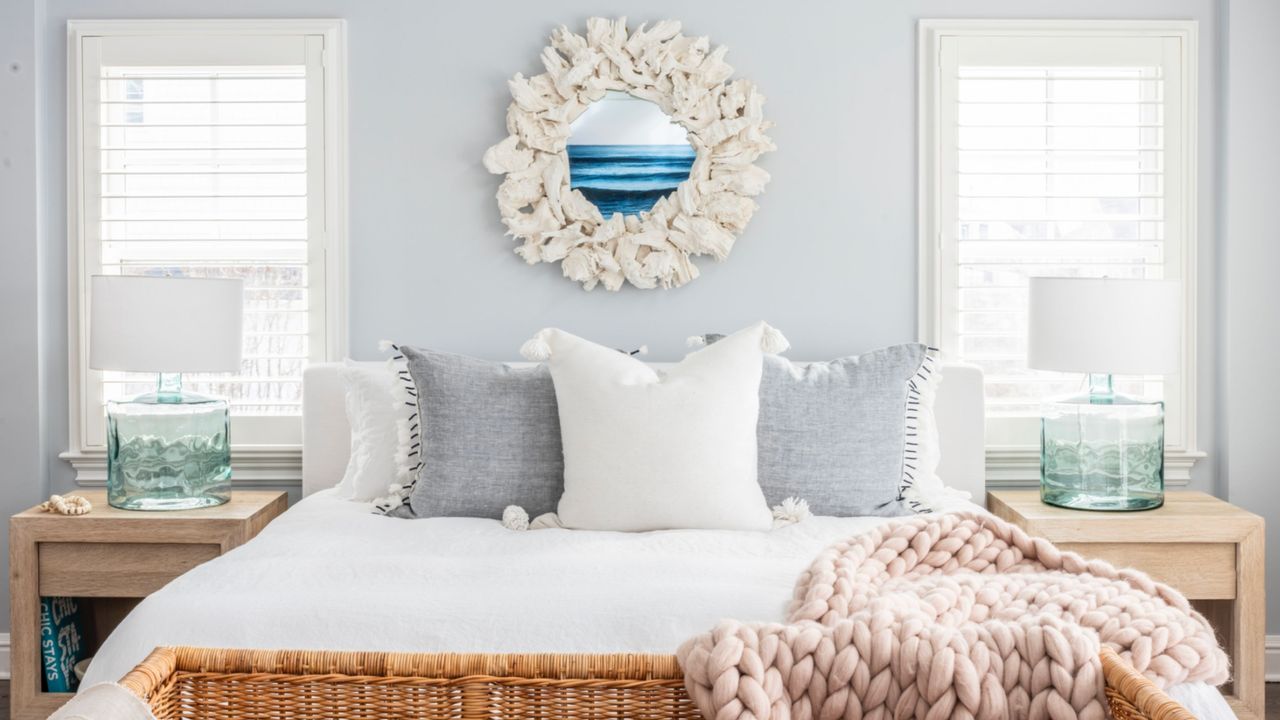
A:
[[567, 91, 695, 218]]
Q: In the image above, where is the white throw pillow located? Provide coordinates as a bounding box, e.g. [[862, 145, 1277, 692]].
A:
[[521, 322, 786, 531], [338, 360, 401, 502]]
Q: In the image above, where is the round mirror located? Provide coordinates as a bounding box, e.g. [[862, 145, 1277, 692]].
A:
[[567, 91, 696, 218], [483, 18, 774, 291]]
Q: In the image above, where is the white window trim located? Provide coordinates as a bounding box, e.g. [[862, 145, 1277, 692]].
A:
[[62, 19, 349, 486], [917, 19, 1203, 485]]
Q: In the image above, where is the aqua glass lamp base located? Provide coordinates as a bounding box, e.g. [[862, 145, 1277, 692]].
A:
[[1040, 374, 1165, 512], [106, 373, 232, 511]]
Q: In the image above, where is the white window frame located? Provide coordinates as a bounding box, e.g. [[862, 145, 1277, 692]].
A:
[[918, 19, 1202, 484], [63, 19, 348, 485]]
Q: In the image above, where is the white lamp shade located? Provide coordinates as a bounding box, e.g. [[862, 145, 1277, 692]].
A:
[[1027, 278, 1180, 375], [89, 276, 244, 373]]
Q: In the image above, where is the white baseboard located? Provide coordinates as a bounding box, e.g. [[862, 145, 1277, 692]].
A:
[[1267, 635, 1280, 682]]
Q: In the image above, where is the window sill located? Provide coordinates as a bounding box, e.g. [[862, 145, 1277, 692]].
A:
[[60, 447, 302, 487], [61, 447, 1207, 491], [984, 448, 1206, 488]]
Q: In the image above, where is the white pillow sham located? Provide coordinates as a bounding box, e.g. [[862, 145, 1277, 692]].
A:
[[521, 322, 787, 532], [337, 360, 401, 502]]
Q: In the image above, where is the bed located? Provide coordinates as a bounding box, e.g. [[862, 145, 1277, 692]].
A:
[[80, 362, 1234, 718]]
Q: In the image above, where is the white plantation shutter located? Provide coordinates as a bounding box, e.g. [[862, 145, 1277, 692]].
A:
[[74, 27, 343, 450], [931, 31, 1191, 449]]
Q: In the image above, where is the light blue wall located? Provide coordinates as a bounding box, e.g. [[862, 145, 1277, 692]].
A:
[[7, 0, 1272, 639], [33, 0, 1222, 461], [1221, 0, 1280, 643], [0, 0, 48, 642]]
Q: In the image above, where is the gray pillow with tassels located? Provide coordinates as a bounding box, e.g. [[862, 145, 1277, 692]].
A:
[[695, 338, 934, 517], [376, 343, 651, 520], [388, 346, 564, 520]]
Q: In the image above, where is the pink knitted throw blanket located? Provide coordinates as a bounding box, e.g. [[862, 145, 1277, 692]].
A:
[[677, 512, 1227, 720]]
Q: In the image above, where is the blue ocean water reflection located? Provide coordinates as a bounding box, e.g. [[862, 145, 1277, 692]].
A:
[[567, 144, 696, 217]]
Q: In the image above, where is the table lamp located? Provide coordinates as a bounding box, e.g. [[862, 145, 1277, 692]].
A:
[[90, 275, 244, 510], [1027, 277, 1180, 511]]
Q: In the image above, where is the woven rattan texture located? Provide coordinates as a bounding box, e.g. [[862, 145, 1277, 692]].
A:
[[123, 647, 699, 720], [121, 646, 1190, 720]]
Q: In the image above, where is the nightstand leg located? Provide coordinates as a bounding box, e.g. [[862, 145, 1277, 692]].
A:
[[10, 523, 38, 719], [1232, 524, 1265, 719]]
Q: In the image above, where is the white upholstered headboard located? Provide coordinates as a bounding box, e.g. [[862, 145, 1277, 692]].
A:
[[301, 362, 987, 503]]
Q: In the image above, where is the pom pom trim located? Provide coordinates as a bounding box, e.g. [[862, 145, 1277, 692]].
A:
[[502, 505, 530, 531], [760, 323, 790, 354], [520, 329, 553, 361], [772, 497, 811, 527]]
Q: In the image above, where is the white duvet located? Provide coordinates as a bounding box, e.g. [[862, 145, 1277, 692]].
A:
[[81, 490, 1233, 718]]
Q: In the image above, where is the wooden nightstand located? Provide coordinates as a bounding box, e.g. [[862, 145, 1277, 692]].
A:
[[9, 490, 287, 719], [988, 490, 1265, 720]]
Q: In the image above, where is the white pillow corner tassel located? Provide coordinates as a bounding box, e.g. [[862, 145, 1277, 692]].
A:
[[520, 329, 555, 361], [502, 505, 530, 531], [375, 483, 406, 510], [771, 496, 812, 527], [760, 322, 790, 354]]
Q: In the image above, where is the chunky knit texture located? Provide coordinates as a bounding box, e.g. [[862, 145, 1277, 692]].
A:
[[677, 512, 1227, 720]]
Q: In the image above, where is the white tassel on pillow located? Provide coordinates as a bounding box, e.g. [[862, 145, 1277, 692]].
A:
[[392, 416, 415, 482], [502, 505, 530, 531], [376, 484, 405, 510], [383, 348, 419, 487], [760, 323, 790, 354], [373, 340, 423, 515], [772, 497, 811, 527], [520, 329, 553, 361]]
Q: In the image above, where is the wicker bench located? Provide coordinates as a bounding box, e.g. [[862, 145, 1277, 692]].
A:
[[119, 645, 1196, 720]]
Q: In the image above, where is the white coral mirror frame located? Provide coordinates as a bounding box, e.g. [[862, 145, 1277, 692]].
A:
[[483, 17, 774, 291]]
